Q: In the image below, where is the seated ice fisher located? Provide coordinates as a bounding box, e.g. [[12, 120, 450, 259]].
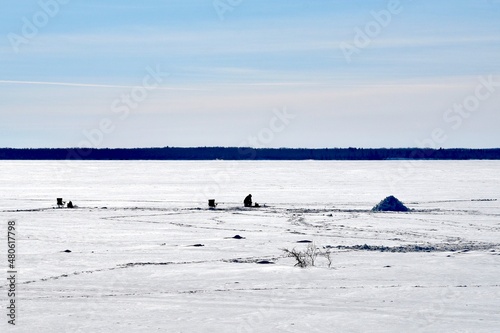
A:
[[244, 194, 252, 207]]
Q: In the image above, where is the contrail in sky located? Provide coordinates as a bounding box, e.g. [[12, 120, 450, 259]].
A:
[[0, 80, 204, 91]]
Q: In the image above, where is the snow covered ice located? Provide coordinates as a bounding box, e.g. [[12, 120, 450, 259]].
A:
[[0, 160, 499, 332]]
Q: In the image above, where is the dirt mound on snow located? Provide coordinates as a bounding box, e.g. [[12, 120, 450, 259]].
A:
[[372, 195, 410, 212]]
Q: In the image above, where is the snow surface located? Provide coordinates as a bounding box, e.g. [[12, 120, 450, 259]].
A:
[[0, 160, 499, 332]]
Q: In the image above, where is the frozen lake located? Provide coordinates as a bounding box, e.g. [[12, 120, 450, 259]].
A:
[[1, 160, 499, 332]]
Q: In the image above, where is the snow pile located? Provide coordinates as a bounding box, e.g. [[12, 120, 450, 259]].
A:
[[372, 195, 410, 212]]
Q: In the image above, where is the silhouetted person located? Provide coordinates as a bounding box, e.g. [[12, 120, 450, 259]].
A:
[[67, 201, 74, 208], [244, 194, 252, 207]]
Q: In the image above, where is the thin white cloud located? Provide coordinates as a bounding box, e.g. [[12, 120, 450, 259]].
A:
[[0, 80, 205, 91], [3, 27, 342, 57], [371, 35, 500, 49]]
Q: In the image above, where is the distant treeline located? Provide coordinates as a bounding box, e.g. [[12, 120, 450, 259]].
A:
[[1, 147, 499, 160]]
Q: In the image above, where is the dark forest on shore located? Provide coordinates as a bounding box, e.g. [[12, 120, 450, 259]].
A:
[[1, 147, 499, 160]]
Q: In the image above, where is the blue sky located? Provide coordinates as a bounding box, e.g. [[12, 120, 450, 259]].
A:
[[1, 0, 499, 148]]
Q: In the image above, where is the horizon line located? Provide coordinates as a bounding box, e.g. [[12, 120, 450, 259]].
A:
[[1, 147, 499, 150]]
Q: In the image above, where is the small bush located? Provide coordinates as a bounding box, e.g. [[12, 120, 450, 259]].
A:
[[282, 243, 332, 268], [320, 247, 333, 268], [282, 247, 309, 268]]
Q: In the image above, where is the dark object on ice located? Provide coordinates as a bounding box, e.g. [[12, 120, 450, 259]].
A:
[[254, 202, 260, 208], [297, 240, 313, 243], [330, 243, 493, 253], [372, 195, 410, 212], [256, 260, 274, 265], [232, 235, 245, 239], [63, 249, 72, 253], [57, 198, 65, 208], [67, 201, 74, 208], [208, 199, 217, 208], [471, 198, 497, 202], [244, 194, 252, 207], [191, 244, 205, 247]]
